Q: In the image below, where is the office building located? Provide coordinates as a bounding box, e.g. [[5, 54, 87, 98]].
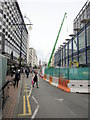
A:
[[0, 1, 28, 65], [29, 48, 38, 68]]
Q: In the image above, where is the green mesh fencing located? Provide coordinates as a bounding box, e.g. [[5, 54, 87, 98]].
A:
[[53, 68, 60, 77], [45, 67, 90, 80], [69, 68, 90, 80], [60, 68, 69, 79]]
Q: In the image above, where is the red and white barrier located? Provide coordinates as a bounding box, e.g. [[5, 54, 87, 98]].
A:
[[42, 74, 90, 93]]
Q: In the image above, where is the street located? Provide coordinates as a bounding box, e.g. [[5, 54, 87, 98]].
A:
[[13, 74, 89, 118]]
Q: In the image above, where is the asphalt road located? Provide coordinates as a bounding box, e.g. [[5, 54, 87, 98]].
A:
[[14, 74, 89, 119]]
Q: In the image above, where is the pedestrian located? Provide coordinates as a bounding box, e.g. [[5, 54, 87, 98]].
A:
[[26, 68, 30, 78], [14, 68, 20, 87], [33, 71, 39, 88]]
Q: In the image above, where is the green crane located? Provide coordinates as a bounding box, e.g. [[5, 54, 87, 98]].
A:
[[48, 13, 67, 68]]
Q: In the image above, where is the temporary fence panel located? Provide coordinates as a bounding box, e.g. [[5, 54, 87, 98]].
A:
[[0, 55, 2, 89], [53, 68, 60, 78], [0, 55, 7, 88], [60, 68, 69, 79], [69, 68, 90, 80], [45, 67, 90, 80]]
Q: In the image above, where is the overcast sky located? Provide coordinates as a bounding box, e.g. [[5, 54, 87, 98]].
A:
[[18, 0, 88, 64]]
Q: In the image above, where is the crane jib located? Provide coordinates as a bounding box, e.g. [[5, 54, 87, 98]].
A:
[[48, 13, 67, 68]]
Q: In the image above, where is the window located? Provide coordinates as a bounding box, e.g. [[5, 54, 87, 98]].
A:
[[69, 41, 72, 55], [63, 47, 65, 60], [3, 21, 5, 26], [4, 14, 6, 19], [6, 31, 8, 35], [6, 19, 8, 22], [66, 44, 68, 57], [79, 52, 86, 64], [73, 55, 78, 64], [73, 37, 77, 53], [87, 25, 90, 46], [3, 29, 5, 33], [69, 57, 72, 65], [87, 50, 90, 64], [79, 30, 85, 50]]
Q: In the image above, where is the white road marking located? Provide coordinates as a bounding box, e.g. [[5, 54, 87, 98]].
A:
[[32, 96, 38, 105], [31, 105, 39, 119], [55, 98, 64, 102], [28, 85, 32, 97]]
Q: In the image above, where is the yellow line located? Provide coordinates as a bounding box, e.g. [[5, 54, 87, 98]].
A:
[[27, 96, 32, 115], [23, 96, 26, 114]]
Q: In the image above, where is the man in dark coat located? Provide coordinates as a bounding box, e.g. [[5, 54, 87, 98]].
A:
[[14, 69, 20, 87], [33, 71, 39, 88]]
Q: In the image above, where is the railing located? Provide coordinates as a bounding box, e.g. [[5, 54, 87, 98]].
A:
[[0, 81, 9, 109]]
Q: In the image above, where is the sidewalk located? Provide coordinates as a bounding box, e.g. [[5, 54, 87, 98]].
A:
[[2, 74, 23, 119]]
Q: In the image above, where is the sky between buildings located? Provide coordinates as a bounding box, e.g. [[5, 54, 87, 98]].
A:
[[18, 0, 88, 64]]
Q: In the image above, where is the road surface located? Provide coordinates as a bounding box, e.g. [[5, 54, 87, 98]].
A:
[[13, 74, 89, 118]]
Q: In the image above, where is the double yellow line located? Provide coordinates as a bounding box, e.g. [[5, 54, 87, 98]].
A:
[[18, 81, 32, 116]]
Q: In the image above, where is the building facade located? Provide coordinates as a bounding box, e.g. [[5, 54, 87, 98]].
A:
[[54, 1, 90, 67], [29, 48, 38, 68], [73, 0, 90, 34], [0, 1, 28, 65]]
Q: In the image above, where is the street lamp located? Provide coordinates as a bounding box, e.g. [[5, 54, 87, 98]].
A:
[[12, 15, 33, 69]]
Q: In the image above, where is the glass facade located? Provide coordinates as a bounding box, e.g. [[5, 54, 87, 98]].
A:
[[0, 1, 28, 64], [73, 1, 90, 34], [87, 25, 90, 46], [73, 37, 77, 53], [79, 30, 85, 50], [54, 22, 90, 67]]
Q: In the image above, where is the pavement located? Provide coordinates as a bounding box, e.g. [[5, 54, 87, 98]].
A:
[[2, 74, 23, 119]]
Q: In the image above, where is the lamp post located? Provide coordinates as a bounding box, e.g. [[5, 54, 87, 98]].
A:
[[12, 15, 33, 69]]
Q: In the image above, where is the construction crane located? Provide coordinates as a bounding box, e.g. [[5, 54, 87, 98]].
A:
[[48, 13, 67, 68]]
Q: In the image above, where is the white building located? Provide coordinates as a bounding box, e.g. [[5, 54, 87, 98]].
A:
[[29, 48, 38, 68]]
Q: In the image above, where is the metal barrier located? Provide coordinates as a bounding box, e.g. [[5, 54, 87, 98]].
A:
[[2, 81, 9, 109]]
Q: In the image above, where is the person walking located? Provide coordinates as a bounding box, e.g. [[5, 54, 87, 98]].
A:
[[14, 69, 20, 88], [26, 68, 30, 78], [33, 71, 39, 88]]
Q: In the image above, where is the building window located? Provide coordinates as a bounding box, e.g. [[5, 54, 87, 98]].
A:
[[66, 44, 68, 58], [3, 29, 5, 33], [87, 50, 90, 64], [73, 37, 77, 53], [4, 14, 6, 19], [87, 25, 90, 46], [69, 57, 72, 65], [79, 52, 86, 64], [79, 30, 85, 50], [69, 41, 72, 55], [73, 55, 78, 62]]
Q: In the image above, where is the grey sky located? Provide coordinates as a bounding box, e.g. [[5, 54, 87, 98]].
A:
[[18, 0, 88, 63]]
